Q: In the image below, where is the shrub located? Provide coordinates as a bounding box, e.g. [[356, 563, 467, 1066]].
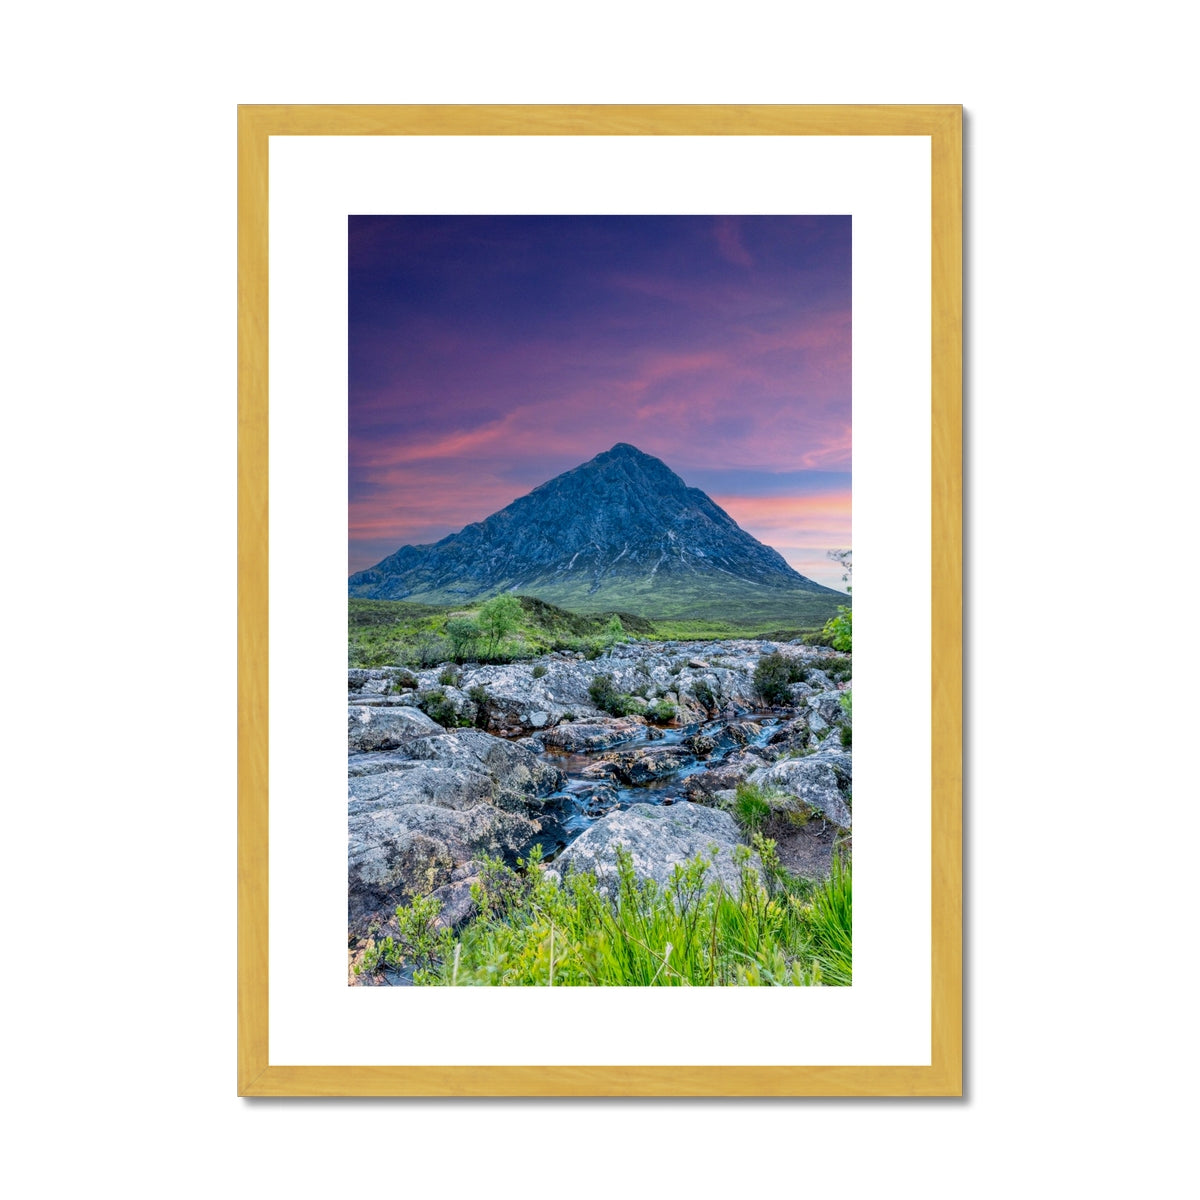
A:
[[839, 726, 852, 747], [445, 618, 481, 661], [603, 614, 625, 644], [589, 674, 619, 712], [583, 641, 603, 661], [408, 630, 449, 667], [389, 669, 418, 692], [420, 689, 470, 728], [690, 679, 716, 711], [821, 605, 852, 653], [588, 674, 644, 717], [438, 664, 462, 687], [754, 651, 807, 704], [467, 684, 491, 728], [532, 664, 548, 679], [646, 699, 677, 724]]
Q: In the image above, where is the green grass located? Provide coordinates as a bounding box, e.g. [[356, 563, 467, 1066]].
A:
[[349, 594, 831, 667], [368, 841, 851, 987]]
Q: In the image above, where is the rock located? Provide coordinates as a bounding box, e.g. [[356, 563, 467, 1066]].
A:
[[579, 759, 620, 781], [541, 718, 644, 753], [603, 746, 692, 785], [711, 720, 763, 754], [747, 749, 853, 828], [683, 732, 717, 756], [348, 705, 444, 752], [681, 752, 760, 802], [347, 668, 396, 694], [348, 728, 565, 928], [807, 691, 849, 727], [555, 802, 760, 893], [575, 784, 620, 817]]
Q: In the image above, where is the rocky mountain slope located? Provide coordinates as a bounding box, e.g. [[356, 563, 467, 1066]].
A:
[[349, 443, 846, 623]]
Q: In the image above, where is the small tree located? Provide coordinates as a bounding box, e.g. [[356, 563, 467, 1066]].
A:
[[477, 594, 522, 654], [445, 618, 481, 661], [603, 614, 625, 645]]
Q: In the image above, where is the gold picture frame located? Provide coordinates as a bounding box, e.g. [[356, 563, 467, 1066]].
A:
[[238, 104, 962, 1097]]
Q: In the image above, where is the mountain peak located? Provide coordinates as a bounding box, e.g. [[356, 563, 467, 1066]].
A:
[[349, 446, 845, 621]]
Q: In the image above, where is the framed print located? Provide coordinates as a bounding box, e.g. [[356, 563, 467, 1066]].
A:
[[238, 105, 962, 1096]]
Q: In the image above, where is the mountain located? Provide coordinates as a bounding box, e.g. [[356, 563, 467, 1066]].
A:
[[349, 444, 847, 624]]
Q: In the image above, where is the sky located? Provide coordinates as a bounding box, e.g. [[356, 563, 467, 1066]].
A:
[[349, 215, 851, 591]]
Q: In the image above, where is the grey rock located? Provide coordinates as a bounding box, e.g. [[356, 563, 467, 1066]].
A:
[[556, 802, 759, 893], [748, 750, 853, 828], [541, 718, 644, 752], [348, 728, 565, 927], [603, 746, 692, 785], [348, 705, 444, 752]]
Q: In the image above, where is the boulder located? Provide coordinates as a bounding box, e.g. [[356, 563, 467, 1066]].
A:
[[540, 718, 644, 753], [747, 749, 853, 828], [681, 751, 761, 803], [807, 691, 849, 727], [555, 802, 760, 893], [602, 746, 692, 785], [348, 705, 443, 752]]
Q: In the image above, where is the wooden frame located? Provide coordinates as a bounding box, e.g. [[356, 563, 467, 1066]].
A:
[[238, 104, 962, 1097]]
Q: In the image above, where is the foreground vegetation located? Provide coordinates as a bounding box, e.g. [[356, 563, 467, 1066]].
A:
[[350, 594, 841, 667], [357, 840, 851, 987]]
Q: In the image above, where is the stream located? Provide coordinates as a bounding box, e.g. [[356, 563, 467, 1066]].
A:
[[518, 711, 781, 861]]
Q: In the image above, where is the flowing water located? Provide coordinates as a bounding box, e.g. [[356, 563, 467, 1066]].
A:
[[519, 711, 781, 861]]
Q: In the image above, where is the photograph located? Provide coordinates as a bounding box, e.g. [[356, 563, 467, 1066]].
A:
[[345, 215, 854, 986]]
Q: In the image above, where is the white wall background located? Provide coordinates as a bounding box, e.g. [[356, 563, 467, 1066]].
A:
[[2, 3, 1194, 1197]]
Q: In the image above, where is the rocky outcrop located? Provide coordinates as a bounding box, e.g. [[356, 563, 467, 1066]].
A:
[[348, 705, 443, 752], [348, 722, 565, 932], [746, 747, 853, 829], [555, 802, 761, 893]]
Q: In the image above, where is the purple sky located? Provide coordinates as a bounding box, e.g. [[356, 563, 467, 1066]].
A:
[[349, 215, 851, 590]]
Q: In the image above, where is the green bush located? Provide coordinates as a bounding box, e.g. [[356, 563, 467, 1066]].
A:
[[388, 669, 418, 692], [532, 664, 548, 679], [646, 699, 677, 724], [589, 673, 619, 711], [603, 614, 625, 644], [438, 664, 462, 687], [754, 651, 808, 704], [691, 679, 717, 711], [445, 618, 481, 661], [420, 689, 470, 728], [821, 605, 852, 653]]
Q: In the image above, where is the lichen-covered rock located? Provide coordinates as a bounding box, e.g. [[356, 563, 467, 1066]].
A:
[[348, 728, 565, 928], [555, 802, 759, 893], [747, 748, 853, 828], [348, 705, 443, 752], [602, 746, 692, 786], [540, 718, 644, 752]]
